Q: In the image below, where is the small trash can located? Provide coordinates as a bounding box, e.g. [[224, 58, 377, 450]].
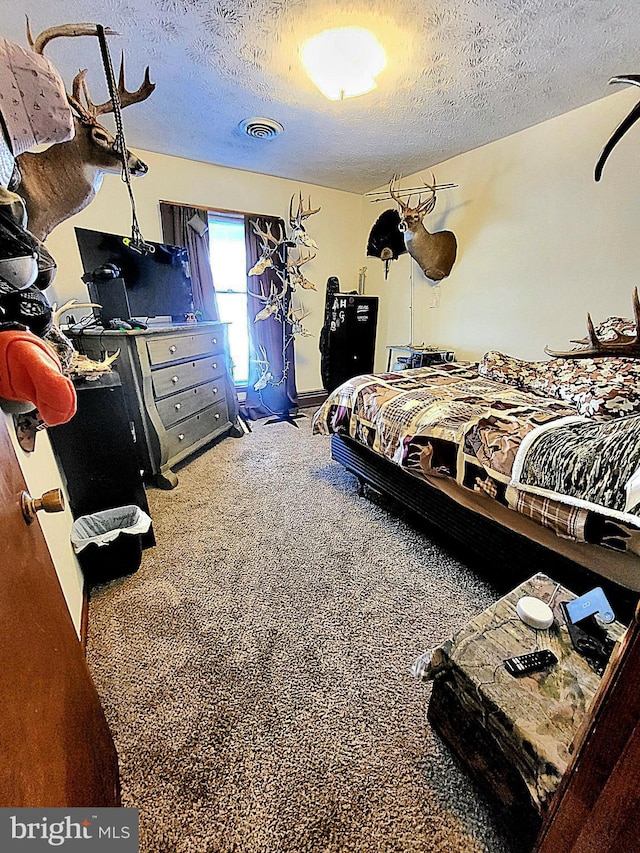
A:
[[71, 505, 152, 584]]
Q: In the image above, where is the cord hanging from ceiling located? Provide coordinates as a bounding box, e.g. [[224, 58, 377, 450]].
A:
[[96, 24, 153, 255]]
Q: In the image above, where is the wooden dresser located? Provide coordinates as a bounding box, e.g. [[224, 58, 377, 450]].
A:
[[71, 323, 238, 488]]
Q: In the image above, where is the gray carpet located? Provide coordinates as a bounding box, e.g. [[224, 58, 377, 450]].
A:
[[86, 412, 530, 852]]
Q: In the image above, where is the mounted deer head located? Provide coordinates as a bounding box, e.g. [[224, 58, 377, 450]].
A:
[[14, 22, 155, 240], [276, 251, 317, 292], [248, 221, 286, 276], [287, 300, 312, 337], [289, 193, 320, 249], [248, 280, 284, 323], [389, 174, 457, 281], [545, 288, 640, 358]]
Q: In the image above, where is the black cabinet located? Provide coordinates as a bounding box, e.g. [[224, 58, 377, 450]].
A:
[[48, 372, 155, 549], [320, 294, 378, 392]]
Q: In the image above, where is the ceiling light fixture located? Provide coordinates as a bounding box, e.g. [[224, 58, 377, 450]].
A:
[[301, 27, 386, 101]]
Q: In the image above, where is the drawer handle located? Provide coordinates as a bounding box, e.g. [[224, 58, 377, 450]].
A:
[[171, 375, 179, 384], [178, 433, 185, 441], [214, 413, 220, 420], [174, 402, 182, 411], [212, 363, 217, 370], [212, 337, 218, 345], [213, 387, 218, 395], [169, 345, 177, 354]]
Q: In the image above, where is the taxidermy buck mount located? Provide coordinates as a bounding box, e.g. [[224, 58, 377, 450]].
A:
[[389, 174, 457, 281], [13, 22, 154, 240], [545, 288, 640, 358]]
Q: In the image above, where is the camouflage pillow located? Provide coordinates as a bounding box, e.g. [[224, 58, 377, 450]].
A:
[[592, 316, 636, 342], [478, 350, 640, 419]]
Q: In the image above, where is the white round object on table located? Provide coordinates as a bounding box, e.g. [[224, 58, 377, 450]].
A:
[[516, 596, 554, 630]]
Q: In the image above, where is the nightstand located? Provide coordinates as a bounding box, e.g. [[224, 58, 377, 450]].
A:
[[385, 344, 455, 371], [419, 573, 625, 827]]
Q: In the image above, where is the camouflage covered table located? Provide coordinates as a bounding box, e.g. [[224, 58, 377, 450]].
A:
[[423, 573, 625, 824]]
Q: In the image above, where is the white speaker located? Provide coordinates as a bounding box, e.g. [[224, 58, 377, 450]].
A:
[[516, 596, 554, 630], [187, 214, 208, 237]]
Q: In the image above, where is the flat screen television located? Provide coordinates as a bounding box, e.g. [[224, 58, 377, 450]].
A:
[[75, 227, 194, 323]]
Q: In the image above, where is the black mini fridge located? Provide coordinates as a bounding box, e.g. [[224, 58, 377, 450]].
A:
[[320, 279, 378, 392]]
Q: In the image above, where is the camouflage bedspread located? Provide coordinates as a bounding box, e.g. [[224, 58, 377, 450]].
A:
[[312, 362, 576, 487], [312, 363, 640, 549], [512, 413, 640, 525]]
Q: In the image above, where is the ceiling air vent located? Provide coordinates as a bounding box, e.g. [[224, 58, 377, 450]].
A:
[[239, 117, 284, 139]]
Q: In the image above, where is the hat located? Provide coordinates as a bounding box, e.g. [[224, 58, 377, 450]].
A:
[[0, 37, 74, 156], [0, 327, 76, 425], [0, 286, 53, 337]]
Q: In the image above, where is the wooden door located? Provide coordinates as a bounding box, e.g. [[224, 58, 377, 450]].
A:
[[535, 602, 640, 852], [0, 415, 120, 807]]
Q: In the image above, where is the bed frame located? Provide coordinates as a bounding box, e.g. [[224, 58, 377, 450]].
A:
[[330, 434, 640, 617]]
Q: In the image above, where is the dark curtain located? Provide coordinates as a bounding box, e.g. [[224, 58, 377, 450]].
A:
[[159, 202, 219, 322], [243, 214, 298, 420], [160, 202, 238, 423]]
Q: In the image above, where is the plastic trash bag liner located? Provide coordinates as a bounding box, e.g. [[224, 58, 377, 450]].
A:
[[71, 505, 152, 552]]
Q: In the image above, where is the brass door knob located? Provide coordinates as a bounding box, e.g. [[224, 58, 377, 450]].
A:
[[21, 489, 65, 524]]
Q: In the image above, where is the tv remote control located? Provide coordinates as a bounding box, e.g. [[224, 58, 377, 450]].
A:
[[504, 649, 558, 677]]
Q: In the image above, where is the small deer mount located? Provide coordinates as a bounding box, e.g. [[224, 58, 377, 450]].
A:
[[389, 174, 457, 281]]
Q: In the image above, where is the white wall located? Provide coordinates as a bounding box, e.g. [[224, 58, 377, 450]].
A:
[[4, 413, 84, 635], [45, 153, 366, 393], [362, 88, 640, 366], [45, 87, 640, 388]]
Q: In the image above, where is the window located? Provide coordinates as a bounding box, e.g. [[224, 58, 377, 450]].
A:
[[207, 213, 248, 385]]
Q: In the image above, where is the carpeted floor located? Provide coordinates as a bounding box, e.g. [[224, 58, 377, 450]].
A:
[[86, 411, 533, 853]]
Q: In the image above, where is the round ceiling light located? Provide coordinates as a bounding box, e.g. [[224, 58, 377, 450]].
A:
[[301, 27, 387, 101], [239, 117, 284, 139]]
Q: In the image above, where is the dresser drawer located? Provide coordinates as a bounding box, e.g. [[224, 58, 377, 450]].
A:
[[147, 329, 225, 366], [156, 380, 225, 428], [166, 399, 230, 460], [152, 354, 226, 399]]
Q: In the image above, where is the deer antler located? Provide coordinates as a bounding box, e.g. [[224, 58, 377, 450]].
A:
[[417, 173, 438, 216], [300, 195, 321, 219], [67, 70, 95, 123], [289, 193, 321, 227], [545, 288, 640, 358], [289, 251, 316, 269], [51, 299, 101, 327], [84, 55, 155, 116], [252, 220, 284, 251], [26, 19, 118, 54], [67, 59, 155, 125], [388, 175, 409, 212]]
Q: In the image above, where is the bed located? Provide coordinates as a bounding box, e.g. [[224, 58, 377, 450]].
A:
[[312, 326, 640, 597]]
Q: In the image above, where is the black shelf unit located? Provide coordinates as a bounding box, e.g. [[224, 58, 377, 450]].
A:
[[48, 372, 155, 550]]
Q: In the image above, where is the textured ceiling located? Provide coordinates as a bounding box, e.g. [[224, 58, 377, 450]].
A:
[[4, 0, 640, 193]]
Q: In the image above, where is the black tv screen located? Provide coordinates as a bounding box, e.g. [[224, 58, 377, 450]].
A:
[[75, 227, 194, 322]]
